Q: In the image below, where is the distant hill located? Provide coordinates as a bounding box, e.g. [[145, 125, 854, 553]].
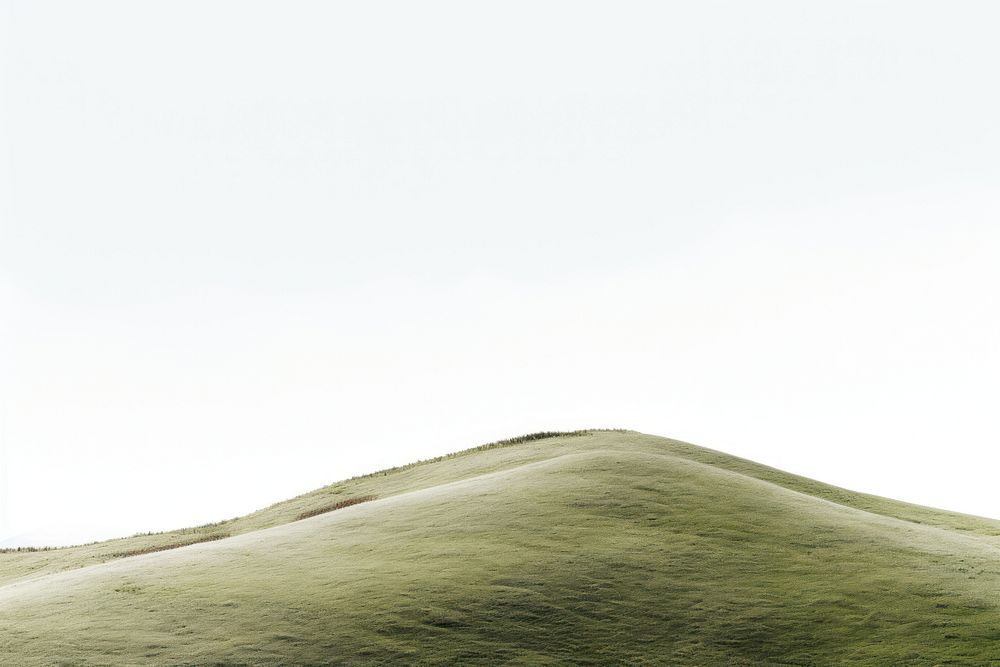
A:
[[2, 430, 999, 665]]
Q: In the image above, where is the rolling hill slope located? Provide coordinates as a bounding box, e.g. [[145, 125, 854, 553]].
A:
[[2, 430, 1000, 665]]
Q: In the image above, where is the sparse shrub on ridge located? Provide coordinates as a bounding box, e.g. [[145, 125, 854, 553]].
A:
[[108, 533, 230, 559], [296, 495, 377, 521]]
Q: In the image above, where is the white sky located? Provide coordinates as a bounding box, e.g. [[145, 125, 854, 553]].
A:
[[1, 1, 999, 546]]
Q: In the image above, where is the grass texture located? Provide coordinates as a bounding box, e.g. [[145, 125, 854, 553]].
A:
[[2, 430, 1000, 665]]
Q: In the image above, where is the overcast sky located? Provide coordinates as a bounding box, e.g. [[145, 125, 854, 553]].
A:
[[2, 1, 999, 546]]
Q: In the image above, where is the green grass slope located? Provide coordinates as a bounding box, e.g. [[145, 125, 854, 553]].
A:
[[2, 430, 1000, 665]]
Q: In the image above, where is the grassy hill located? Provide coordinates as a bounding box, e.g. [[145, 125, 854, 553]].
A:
[[2, 430, 1000, 665]]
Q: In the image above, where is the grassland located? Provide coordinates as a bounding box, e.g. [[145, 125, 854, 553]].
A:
[[2, 430, 1000, 665]]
